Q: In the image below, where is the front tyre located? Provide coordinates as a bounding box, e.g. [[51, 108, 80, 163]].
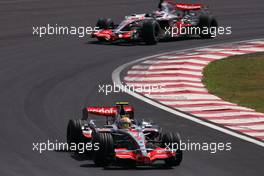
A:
[[92, 132, 115, 166], [142, 20, 160, 45], [161, 132, 183, 166], [198, 15, 218, 39]]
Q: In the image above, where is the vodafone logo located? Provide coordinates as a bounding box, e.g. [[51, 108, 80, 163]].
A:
[[86, 105, 133, 116], [87, 107, 117, 116], [176, 4, 202, 10]]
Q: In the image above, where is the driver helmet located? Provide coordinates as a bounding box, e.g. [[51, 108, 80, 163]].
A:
[[158, 0, 165, 10], [118, 116, 132, 129], [159, 0, 174, 13]]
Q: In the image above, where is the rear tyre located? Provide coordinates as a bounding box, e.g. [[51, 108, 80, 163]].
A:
[[142, 20, 160, 45], [198, 15, 218, 39], [161, 132, 182, 166], [92, 133, 115, 166]]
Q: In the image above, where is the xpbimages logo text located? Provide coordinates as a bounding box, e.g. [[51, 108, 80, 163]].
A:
[[98, 82, 165, 95], [164, 141, 232, 154], [32, 24, 99, 38], [164, 25, 232, 38], [32, 140, 99, 154]]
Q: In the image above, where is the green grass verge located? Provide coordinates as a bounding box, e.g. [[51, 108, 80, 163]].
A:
[[202, 52, 264, 113]]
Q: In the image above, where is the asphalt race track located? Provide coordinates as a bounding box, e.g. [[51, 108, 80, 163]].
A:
[[1, 0, 264, 176]]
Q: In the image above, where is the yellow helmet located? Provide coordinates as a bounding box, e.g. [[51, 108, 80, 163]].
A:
[[118, 117, 131, 129]]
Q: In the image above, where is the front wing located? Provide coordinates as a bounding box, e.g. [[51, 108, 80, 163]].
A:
[[115, 147, 176, 164]]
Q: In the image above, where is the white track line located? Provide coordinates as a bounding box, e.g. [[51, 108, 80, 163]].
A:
[[159, 100, 235, 105], [228, 124, 264, 130], [143, 59, 210, 65], [146, 94, 220, 100], [193, 111, 263, 117], [240, 47, 264, 52], [127, 70, 203, 76], [212, 118, 264, 124], [126, 82, 205, 87], [138, 87, 208, 92], [124, 76, 201, 82], [178, 105, 253, 112], [244, 132, 264, 136]]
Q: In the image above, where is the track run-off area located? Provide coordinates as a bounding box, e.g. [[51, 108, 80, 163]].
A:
[[113, 39, 264, 147]]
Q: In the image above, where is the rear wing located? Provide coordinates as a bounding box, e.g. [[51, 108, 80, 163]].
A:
[[82, 105, 134, 120], [86, 107, 117, 116], [175, 3, 203, 10]]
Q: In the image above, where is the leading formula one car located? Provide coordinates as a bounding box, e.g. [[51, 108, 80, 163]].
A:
[[67, 102, 182, 167], [91, 3, 218, 45]]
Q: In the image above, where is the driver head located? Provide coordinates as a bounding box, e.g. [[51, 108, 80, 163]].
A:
[[118, 117, 132, 129]]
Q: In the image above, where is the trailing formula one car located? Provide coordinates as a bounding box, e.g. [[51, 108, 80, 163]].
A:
[[67, 102, 182, 167], [91, 3, 218, 45]]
